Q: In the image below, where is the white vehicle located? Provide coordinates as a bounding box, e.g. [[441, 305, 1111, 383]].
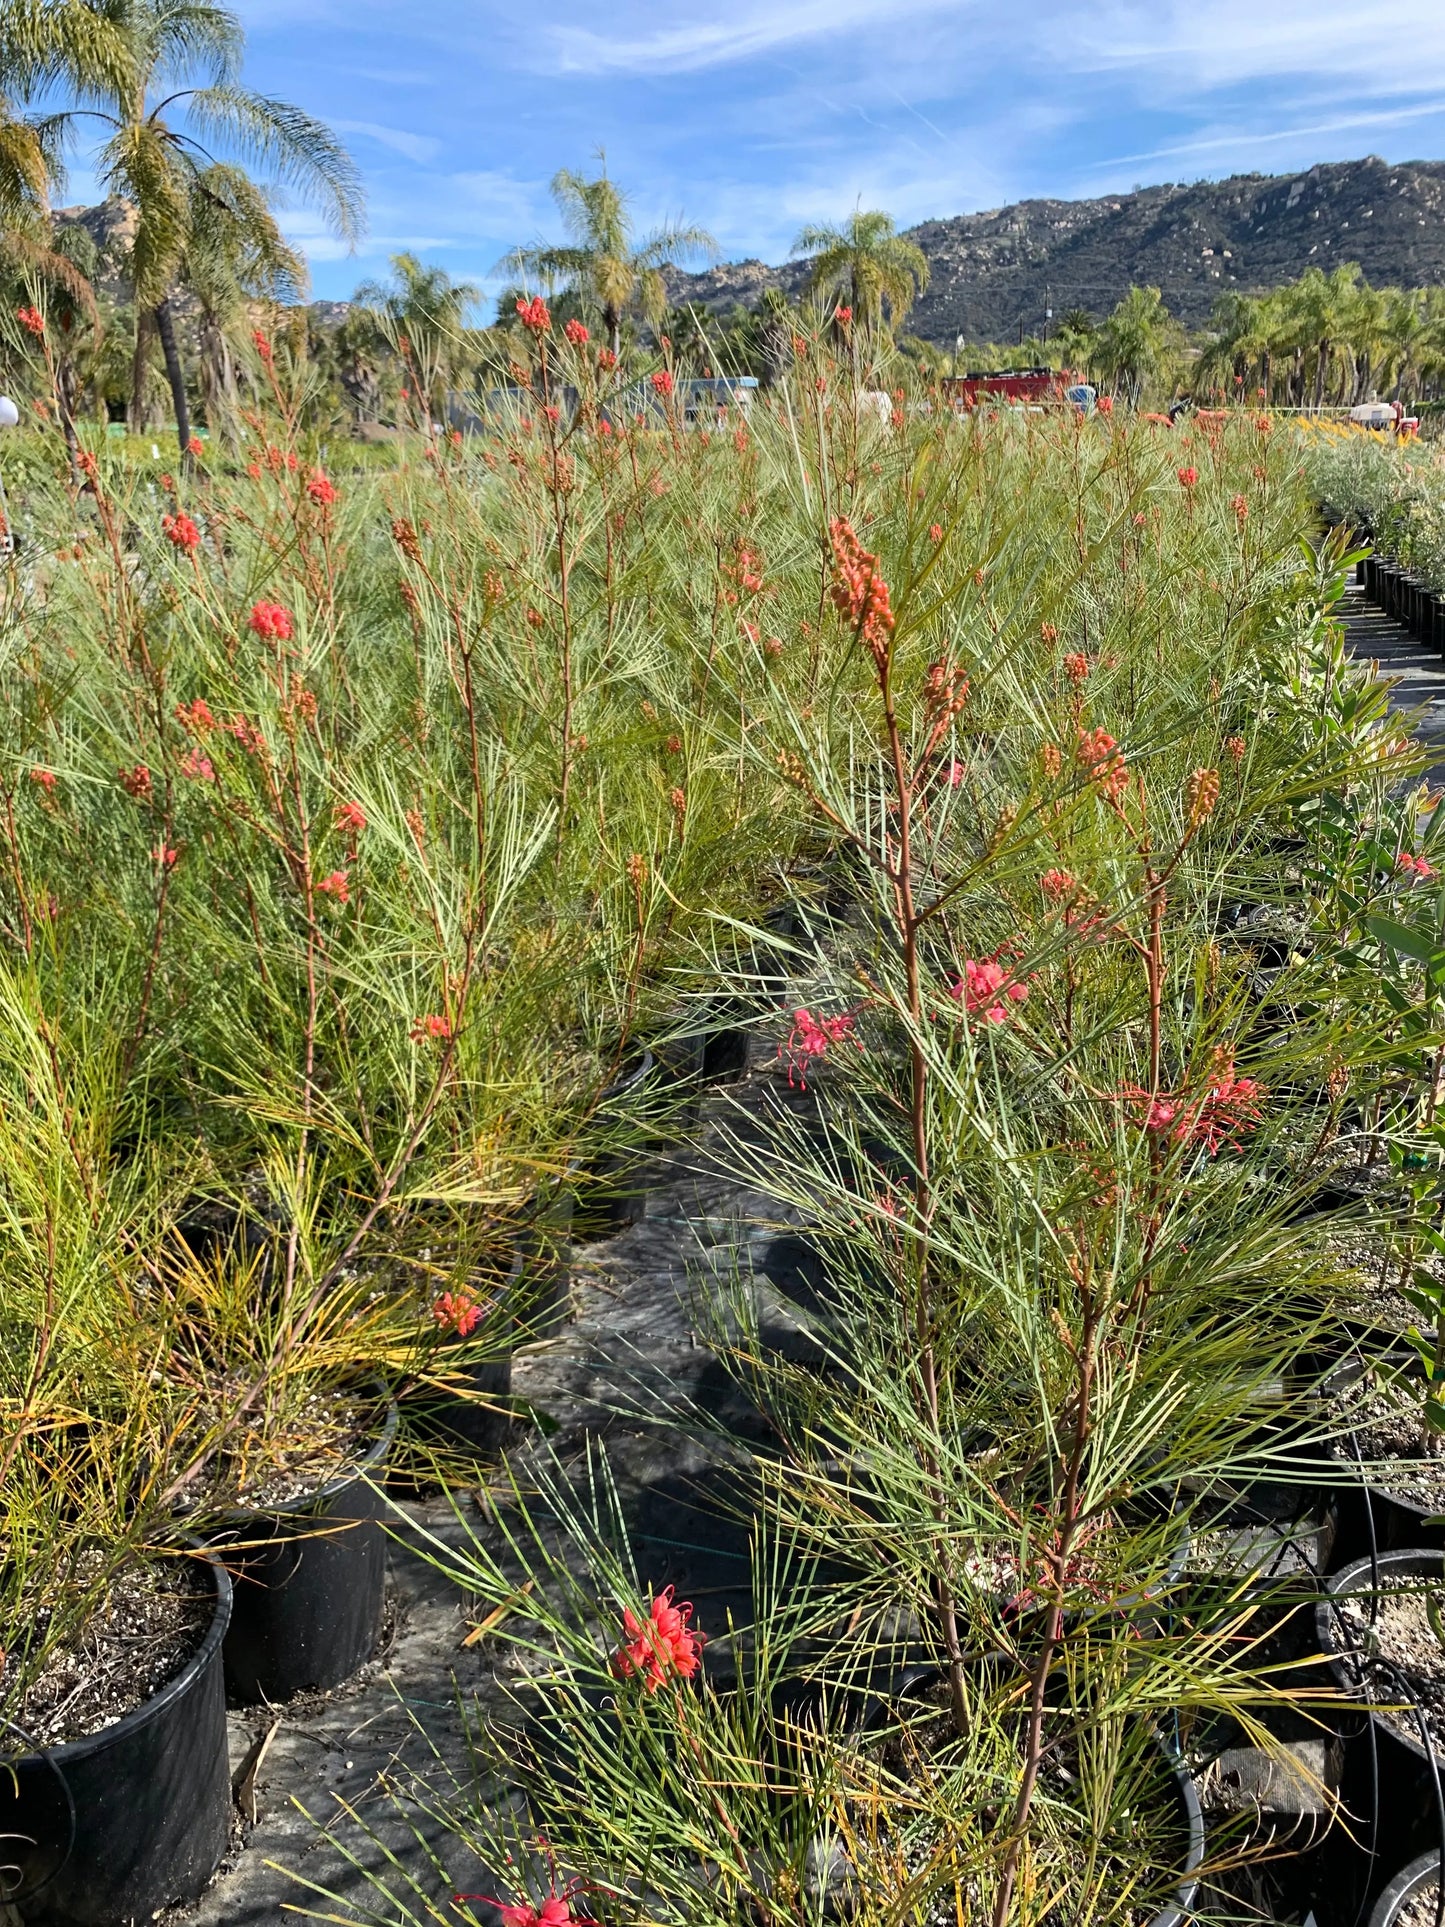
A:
[[0, 395, 19, 560]]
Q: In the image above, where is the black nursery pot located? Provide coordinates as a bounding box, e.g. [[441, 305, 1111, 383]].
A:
[[845, 1667, 1204, 1927], [1317, 1549, 1445, 1893], [211, 1393, 398, 1705], [1321, 1358, 1445, 1573], [0, 1551, 233, 1926], [1369, 1849, 1445, 1927]]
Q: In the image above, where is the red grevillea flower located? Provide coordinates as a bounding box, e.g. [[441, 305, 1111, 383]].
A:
[[1063, 652, 1090, 684], [779, 1006, 860, 1088], [17, 304, 45, 337], [611, 1586, 705, 1692], [516, 295, 551, 334], [1231, 493, 1248, 523], [28, 767, 56, 793], [1119, 1052, 1266, 1157], [1177, 465, 1198, 488], [597, 346, 617, 371], [1399, 851, 1435, 881], [1226, 735, 1246, 762], [162, 511, 200, 553], [179, 749, 215, 782], [174, 696, 215, 735], [828, 517, 895, 666], [316, 869, 350, 904], [409, 1013, 451, 1042], [458, 1888, 598, 1927], [1040, 868, 1076, 902], [307, 470, 338, 506], [186, 435, 204, 457], [928, 522, 943, 542], [949, 956, 1029, 1025], [118, 764, 152, 800], [1097, 395, 1113, 414], [836, 304, 853, 325], [152, 843, 178, 866], [247, 461, 262, 480], [252, 328, 273, 362], [432, 1290, 482, 1337], [650, 369, 674, 396], [1076, 727, 1128, 801], [335, 799, 367, 835], [248, 601, 294, 641], [563, 318, 589, 345]]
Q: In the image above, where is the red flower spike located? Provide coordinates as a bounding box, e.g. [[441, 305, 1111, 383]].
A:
[[432, 1290, 482, 1337], [516, 295, 551, 334], [564, 318, 589, 346], [611, 1586, 706, 1692], [248, 601, 294, 642], [335, 799, 367, 835], [17, 304, 45, 337], [161, 511, 200, 553]]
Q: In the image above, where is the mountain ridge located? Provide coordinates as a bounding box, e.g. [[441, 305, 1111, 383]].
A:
[[665, 156, 1445, 344]]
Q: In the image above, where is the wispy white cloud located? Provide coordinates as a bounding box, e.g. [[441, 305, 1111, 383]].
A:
[[544, 0, 956, 76], [1090, 97, 1445, 174], [332, 118, 443, 164]]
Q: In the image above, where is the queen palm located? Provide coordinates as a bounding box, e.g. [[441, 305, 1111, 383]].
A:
[[352, 252, 479, 428], [11, 0, 363, 449], [793, 208, 929, 337], [184, 163, 306, 439], [1091, 285, 1177, 405], [506, 158, 716, 363]]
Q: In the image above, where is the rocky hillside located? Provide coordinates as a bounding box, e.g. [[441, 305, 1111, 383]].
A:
[[667, 156, 1445, 344]]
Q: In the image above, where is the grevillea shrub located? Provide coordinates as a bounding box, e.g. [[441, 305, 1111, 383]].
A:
[[3, 351, 1432, 1914]]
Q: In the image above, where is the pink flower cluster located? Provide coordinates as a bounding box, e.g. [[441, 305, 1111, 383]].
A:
[[950, 954, 1029, 1025], [162, 511, 200, 553], [828, 517, 895, 666], [248, 601, 293, 641], [432, 1290, 483, 1337], [516, 296, 551, 334], [1121, 1054, 1265, 1157], [611, 1586, 705, 1693], [1399, 851, 1435, 881], [1076, 727, 1128, 802], [780, 1006, 860, 1087]]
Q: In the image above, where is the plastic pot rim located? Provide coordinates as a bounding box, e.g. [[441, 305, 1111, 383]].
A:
[[1, 1543, 232, 1774]]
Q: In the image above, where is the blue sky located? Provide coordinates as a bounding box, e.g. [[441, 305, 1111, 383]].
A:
[[66, 0, 1445, 306]]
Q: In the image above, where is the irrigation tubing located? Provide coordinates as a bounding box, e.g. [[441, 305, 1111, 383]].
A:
[[0, 1716, 77, 1905]]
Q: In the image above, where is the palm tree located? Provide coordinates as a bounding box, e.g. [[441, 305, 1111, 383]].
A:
[[10, 0, 364, 450], [792, 208, 928, 338], [1379, 287, 1428, 403], [506, 157, 716, 362], [1342, 277, 1386, 402], [1285, 263, 1361, 409], [1091, 286, 1177, 406], [352, 252, 478, 427], [184, 163, 306, 438]]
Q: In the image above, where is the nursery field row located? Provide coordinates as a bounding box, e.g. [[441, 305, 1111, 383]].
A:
[[3, 346, 1445, 1927]]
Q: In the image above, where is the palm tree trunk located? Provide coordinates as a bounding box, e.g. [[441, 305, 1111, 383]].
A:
[[130, 309, 155, 432], [1313, 339, 1328, 411], [155, 298, 192, 462], [604, 303, 621, 364], [56, 354, 81, 485]]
